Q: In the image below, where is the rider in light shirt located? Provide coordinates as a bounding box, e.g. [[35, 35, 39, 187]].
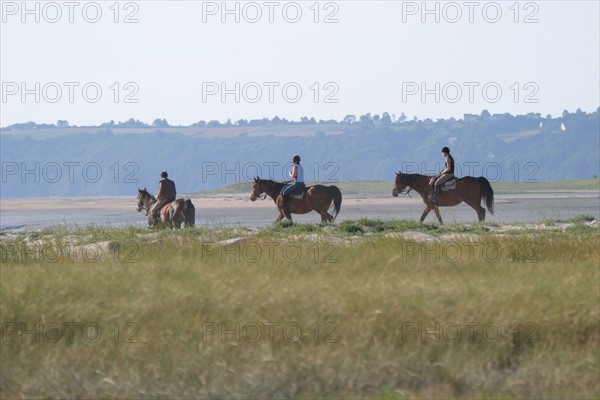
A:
[[280, 154, 305, 218]]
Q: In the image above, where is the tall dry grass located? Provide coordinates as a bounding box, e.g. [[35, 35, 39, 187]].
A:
[[1, 221, 599, 399]]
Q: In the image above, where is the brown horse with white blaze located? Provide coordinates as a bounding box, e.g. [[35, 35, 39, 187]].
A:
[[392, 172, 494, 224], [136, 188, 195, 228], [250, 177, 342, 223]]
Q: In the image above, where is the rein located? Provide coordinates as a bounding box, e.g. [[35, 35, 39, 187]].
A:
[[398, 174, 430, 198], [258, 179, 283, 201]]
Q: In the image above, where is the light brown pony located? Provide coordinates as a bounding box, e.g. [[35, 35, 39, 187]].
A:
[[250, 177, 342, 223], [392, 172, 494, 224], [136, 188, 195, 229]]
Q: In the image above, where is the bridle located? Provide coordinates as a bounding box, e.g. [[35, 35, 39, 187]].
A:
[[137, 194, 156, 216], [253, 180, 275, 201], [395, 175, 414, 198]]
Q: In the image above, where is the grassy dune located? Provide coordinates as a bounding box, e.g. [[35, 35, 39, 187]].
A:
[[1, 219, 599, 399]]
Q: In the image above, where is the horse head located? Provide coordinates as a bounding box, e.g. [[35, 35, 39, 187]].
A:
[[250, 177, 263, 201], [392, 171, 405, 197], [136, 187, 151, 212]]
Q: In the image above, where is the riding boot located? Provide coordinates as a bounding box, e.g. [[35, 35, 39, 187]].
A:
[[431, 185, 440, 202], [280, 194, 292, 219]]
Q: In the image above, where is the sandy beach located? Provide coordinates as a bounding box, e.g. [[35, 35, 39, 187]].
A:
[[1, 190, 598, 231]]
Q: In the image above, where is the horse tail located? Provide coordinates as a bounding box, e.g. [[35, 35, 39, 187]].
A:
[[330, 186, 342, 221], [478, 177, 495, 215], [183, 199, 195, 227]]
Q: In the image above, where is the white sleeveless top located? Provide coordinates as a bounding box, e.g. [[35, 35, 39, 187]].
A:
[[295, 164, 304, 183]]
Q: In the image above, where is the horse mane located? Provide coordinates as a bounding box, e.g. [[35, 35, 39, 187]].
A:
[[401, 173, 430, 185], [139, 189, 156, 201], [258, 178, 285, 192]]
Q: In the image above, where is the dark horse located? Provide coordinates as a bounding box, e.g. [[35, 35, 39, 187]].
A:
[[392, 172, 494, 224], [250, 177, 342, 223], [136, 188, 195, 229]]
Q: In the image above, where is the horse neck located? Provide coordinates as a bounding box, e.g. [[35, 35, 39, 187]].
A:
[[144, 193, 156, 207], [404, 174, 431, 197], [262, 180, 283, 201]]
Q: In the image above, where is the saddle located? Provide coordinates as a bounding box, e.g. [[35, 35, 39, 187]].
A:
[[160, 204, 171, 217], [441, 178, 457, 191], [429, 177, 458, 191], [290, 188, 306, 200], [288, 186, 306, 200]]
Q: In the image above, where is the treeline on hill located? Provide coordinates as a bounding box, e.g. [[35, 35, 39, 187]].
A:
[[1, 109, 598, 197], [4, 108, 599, 130]]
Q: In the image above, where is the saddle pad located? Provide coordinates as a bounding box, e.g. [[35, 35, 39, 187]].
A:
[[441, 178, 457, 191], [289, 186, 307, 199]]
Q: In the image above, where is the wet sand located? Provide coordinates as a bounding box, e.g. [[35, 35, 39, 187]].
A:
[[1, 191, 599, 231]]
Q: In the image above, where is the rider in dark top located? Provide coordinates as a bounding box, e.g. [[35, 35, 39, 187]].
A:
[[431, 147, 455, 202], [150, 171, 176, 220]]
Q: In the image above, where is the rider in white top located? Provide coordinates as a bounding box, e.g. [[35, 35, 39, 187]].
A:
[[295, 162, 304, 183], [281, 154, 306, 218]]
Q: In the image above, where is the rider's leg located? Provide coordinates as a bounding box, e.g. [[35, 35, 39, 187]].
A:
[[151, 199, 168, 220], [282, 194, 291, 218], [280, 183, 297, 219], [432, 174, 452, 202]]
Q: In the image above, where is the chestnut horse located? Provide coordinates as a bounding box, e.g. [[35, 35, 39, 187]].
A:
[[136, 188, 195, 229], [392, 172, 494, 224], [250, 177, 342, 223]]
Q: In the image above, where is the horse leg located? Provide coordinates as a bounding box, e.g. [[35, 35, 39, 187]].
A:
[[167, 204, 181, 229], [433, 206, 444, 225], [275, 210, 285, 223], [319, 207, 334, 223], [320, 211, 333, 223], [161, 213, 170, 229], [307, 193, 330, 223], [477, 207, 486, 222], [173, 210, 182, 229], [466, 199, 486, 222], [419, 205, 431, 223]]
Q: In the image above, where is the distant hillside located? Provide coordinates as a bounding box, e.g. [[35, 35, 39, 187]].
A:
[[1, 110, 598, 197]]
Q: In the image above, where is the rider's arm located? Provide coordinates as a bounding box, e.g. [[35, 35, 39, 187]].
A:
[[440, 159, 449, 174], [289, 165, 298, 179], [156, 181, 163, 199]]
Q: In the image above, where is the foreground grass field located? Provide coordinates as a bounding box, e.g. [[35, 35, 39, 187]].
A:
[[1, 218, 599, 399]]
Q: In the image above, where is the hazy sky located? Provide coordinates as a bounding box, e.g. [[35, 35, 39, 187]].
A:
[[1, 0, 599, 126]]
